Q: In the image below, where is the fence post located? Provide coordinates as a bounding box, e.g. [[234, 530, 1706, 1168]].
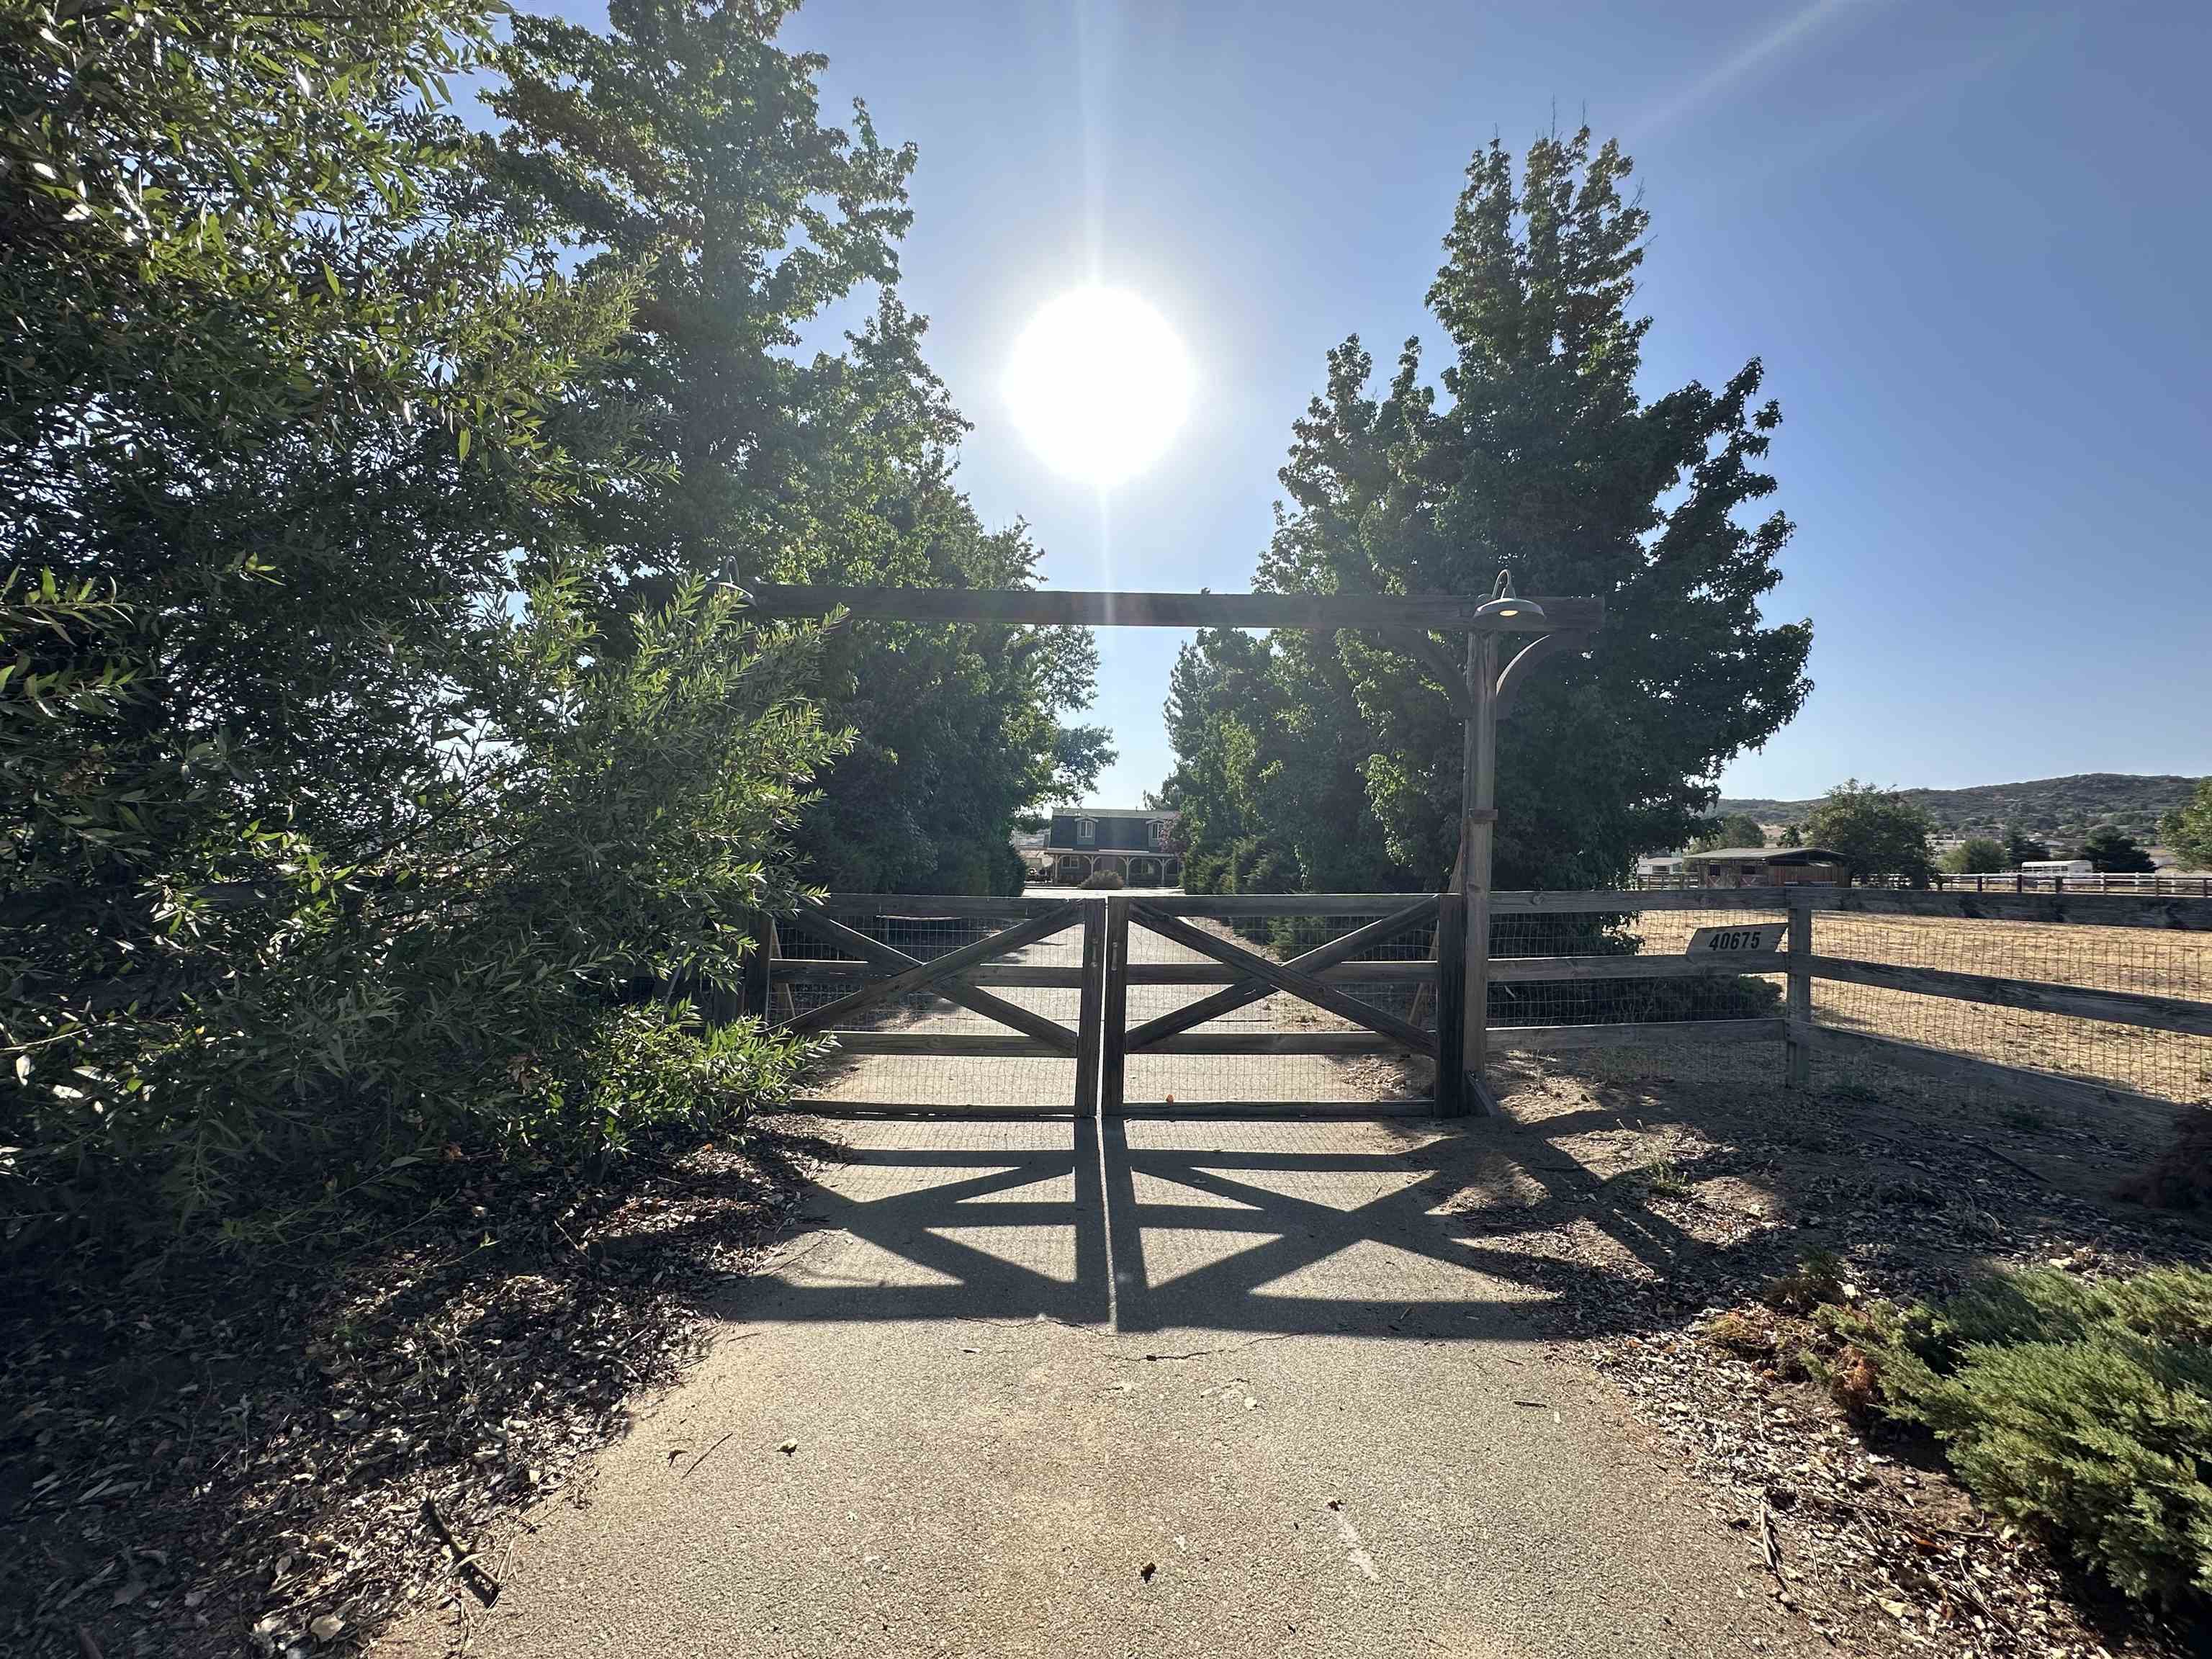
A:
[[743, 912, 774, 1021], [1434, 892, 1468, 1118], [1074, 901, 1105, 1116], [1100, 896, 1129, 1118], [1785, 886, 1812, 1089], [1459, 631, 1499, 1112]]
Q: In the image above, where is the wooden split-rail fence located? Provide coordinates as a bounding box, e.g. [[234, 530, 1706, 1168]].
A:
[[730, 885, 2212, 1119]]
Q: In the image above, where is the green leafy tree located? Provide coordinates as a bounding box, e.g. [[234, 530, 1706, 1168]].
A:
[[2004, 824, 2051, 866], [487, 0, 1107, 893], [2078, 824, 2155, 874], [1778, 823, 1803, 848], [1692, 813, 1767, 851], [0, 0, 842, 1231], [1940, 837, 2007, 875], [1164, 127, 1811, 892], [1802, 781, 1935, 885], [2156, 781, 2212, 872]]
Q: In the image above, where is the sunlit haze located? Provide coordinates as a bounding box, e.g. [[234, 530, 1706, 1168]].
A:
[[1004, 287, 1192, 487]]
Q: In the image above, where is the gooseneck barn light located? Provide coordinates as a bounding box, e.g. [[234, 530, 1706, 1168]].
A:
[[1472, 568, 1545, 624]]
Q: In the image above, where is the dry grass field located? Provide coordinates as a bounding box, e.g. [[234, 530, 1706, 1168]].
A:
[[1612, 904, 2212, 1107]]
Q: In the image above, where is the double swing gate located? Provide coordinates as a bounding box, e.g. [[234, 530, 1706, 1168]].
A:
[[757, 892, 1469, 1117]]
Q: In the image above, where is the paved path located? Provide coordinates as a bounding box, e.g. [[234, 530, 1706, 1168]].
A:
[[379, 1115, 1816, 1658]]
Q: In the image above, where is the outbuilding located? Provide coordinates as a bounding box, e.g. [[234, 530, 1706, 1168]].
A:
[[1681, 845, 1846, 889]]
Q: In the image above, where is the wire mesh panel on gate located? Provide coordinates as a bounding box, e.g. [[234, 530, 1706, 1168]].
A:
[[779, 906, 1084, 1111], [1121, 904, 1439, 1109]]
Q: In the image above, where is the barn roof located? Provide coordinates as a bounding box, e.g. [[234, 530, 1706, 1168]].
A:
[[1683, 845, 1843, 864]]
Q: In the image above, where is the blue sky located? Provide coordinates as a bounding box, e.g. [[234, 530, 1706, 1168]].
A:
[[530, 1, 2212, 806]]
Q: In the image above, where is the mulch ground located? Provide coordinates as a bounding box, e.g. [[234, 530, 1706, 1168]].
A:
[[1456, 1043, 2212, 1658], [0, 1123, 837, 1659]]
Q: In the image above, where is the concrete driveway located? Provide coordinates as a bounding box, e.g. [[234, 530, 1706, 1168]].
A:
[[378, 1113, 1815, 1658]]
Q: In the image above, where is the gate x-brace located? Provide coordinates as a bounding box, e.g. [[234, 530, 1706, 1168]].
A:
[[741, 580, 1605, 1115]]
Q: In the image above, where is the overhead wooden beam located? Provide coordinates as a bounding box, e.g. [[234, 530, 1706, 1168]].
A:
[[742, 583, 1604, 635]]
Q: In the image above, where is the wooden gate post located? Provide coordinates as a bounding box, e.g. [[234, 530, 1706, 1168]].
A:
[[1074, 901, 1105, 1115], [1100, 896, 1130, 1118], [743, 912, 774, 1020], [1785, 886, 1813, 1088], [1434, 891, 1469, 1117], [1459, 631, 1499, 1113]]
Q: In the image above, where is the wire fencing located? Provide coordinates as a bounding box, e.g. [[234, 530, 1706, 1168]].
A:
[[777, 906, 1084, 1111], [1805, 908, 2212, 1106], [766, 888, 2212, 1120], [1121, 904, 1438, 1108], [1490, 904, 1791, 1032]]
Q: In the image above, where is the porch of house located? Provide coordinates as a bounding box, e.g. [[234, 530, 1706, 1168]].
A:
[[1049, 850, 1182, 888]]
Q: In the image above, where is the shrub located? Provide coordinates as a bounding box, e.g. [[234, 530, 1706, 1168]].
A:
[[1827, 1267, 2212, 1607], [3, 577, 840, 1239], [1761, 1248, 1848, 1314], [1080, 869, 1126, 890]]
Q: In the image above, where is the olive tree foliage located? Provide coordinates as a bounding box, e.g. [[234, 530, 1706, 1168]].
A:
[[1941, 837, 2008, 875], [1802, 781, 1936, 885], [1163, 129, 1812, 894], [2158, 781, 2212, 873], [486, 0, 1109, 894], [0, 0, 840, 1235]]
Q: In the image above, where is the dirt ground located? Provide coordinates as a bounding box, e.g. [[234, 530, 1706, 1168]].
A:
[[1436, 1038, 2212, 1658]]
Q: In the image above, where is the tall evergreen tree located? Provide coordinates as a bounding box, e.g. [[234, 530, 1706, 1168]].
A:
[[488, 0, 1107, 892], [1166, 127, 1812, 891]]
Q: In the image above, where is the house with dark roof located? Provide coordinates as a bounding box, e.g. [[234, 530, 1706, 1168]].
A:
[[1025, 808, 1182, 887]]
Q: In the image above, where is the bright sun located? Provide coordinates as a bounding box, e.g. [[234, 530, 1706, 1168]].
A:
[[1004, 287, 1192, 487]]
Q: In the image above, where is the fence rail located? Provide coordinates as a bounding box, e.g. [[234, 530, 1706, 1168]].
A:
[[1634, 871, 2212, 897], [754, 884, 2212, 1118], [1788, 886, 2212, 1110]]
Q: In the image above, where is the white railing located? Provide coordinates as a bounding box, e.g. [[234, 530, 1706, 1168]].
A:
[[1632, 870, 2212, 897]]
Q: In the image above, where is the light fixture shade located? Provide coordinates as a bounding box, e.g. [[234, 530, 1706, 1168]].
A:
[[1473, 595, 1547, 623]]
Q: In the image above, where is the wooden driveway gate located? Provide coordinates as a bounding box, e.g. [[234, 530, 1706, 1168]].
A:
[[757, 891, 1467, 1117]]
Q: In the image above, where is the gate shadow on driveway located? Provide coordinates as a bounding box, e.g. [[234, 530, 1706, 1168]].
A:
[[734, 1110, 1727, 1340]]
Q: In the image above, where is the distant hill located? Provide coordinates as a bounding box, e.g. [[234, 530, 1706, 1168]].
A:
[[1719, 773, 2202, 845]]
